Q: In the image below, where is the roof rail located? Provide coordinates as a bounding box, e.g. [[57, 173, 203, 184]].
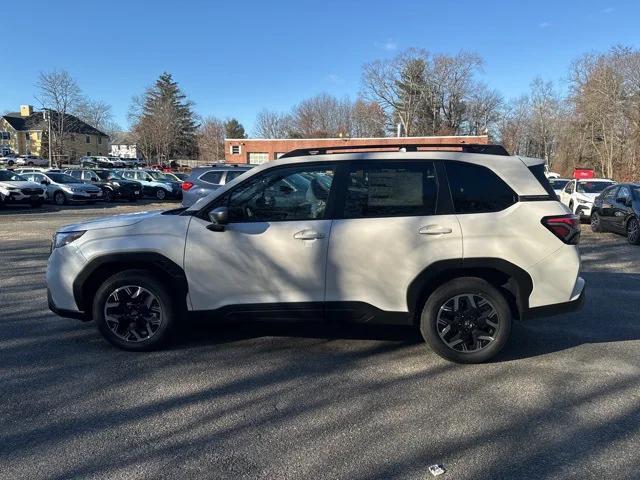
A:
[[279, 143, 510, 159]]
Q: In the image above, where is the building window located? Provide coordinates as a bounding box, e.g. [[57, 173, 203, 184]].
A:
[[1, 131, 10, 140], [230, 145, 241, 155], [98, 137, 102, 145], [85, 135, 91, 144], [248, 152, 269, 165], [37, 132, 42, 140], [87, 151, 91, 156], [25, 132, 30, 141]]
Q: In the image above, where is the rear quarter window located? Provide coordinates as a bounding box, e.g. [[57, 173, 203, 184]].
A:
[[445, 161, 517, 214]]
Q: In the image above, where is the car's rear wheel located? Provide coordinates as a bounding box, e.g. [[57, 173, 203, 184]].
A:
[[420, 278, 512, 364], [53, 191, 66, 205], [591, 212, 602, 232], [104, 189, 114, 202], [627, 217, 640, 245], [93, 270, 176, 351], [155, 188, 166, 200]]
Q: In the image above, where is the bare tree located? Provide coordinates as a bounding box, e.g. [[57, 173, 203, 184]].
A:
[[74, 99, 119, 136], [36, 70, 83, 164], [466, 84, 503, 136], [254, 110, 293, 138], [351, 99, 387, 137], [197, 116, 226, 162], [290, 93, 352, 137]]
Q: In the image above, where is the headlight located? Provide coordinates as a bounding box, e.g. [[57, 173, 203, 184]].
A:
[[52, 231, 86, 249], [577, 198, 592, 205]]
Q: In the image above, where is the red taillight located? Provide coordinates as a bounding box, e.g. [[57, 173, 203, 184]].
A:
[[541, 214, 581, 245], [181, 181, 194, 191]]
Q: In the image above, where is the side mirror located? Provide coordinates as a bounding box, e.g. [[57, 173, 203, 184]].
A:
[[207, 207, 228, 232]]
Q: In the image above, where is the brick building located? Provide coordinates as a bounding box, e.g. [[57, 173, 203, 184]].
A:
[[224, 135, 490, 164]]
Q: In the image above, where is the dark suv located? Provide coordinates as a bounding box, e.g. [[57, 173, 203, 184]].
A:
[[181, 164, 252, 207], [591, 183, 640, 244], [64, 169, 143, 202]]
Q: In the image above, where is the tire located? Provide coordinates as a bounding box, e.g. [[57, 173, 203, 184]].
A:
[[155, 188, 166, 200], [419, 277, 512, 364], [591, 212, 602, 233], [27, 161, 34, 166], [568, 201, 574, 213], [104, 189, 114, 203], [627, 217, 640, 245], [93, 269, 176, 351], [53, 191, 66, 206], [7, 160, 14, 166]]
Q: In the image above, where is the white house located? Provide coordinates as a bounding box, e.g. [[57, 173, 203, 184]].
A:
[[110, 144, 141, 159]]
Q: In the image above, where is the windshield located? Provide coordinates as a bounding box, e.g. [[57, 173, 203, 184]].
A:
[[47, 173, 80, 184], [549, 179, 570, 189], [577, 181, 615, 194], [95, 171, 111, 180], [0, 170, 26, 181]]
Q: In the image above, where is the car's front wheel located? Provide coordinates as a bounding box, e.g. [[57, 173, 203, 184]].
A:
[[419, 277, 512, 364], [103, 189, 114, 202], [53, 191, 66, 205], [591, 212, 602, 232], [155, 188, 166, 200], [627, 217, 640, 245], [93, 270, 176, 351]]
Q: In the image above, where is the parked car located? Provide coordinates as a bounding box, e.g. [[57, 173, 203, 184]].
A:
[[21, 171, 103, 205], [163, 172, 189, 182], [116, 169, 180, 200], [15, 155, 48, 167], [181, 165, 252, 207], [548, 178, 571, 197], [0, 154, 19, 166], [591, 183, 640, 244], [559, 178, 617, 220], [80, 156, 115, 169], [64, 168, 143, 202], [46, 144, 584, 363], [0, 170, 46, 207]]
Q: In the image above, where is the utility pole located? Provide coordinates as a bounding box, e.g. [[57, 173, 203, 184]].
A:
[[44, 109, 53, 169]]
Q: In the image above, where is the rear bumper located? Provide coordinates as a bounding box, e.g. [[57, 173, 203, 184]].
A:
[[522, 276, 585, 319]]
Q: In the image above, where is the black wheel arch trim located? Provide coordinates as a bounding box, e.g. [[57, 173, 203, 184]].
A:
[[72, 252, 188, 317], [406, 258, 533, 320]]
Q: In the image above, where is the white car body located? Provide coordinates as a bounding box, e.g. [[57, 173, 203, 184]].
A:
[[46, 148, 585, 362], [16, 156, 49, 167], [0, 172, 47, 205], [559, 178, 617, 219]]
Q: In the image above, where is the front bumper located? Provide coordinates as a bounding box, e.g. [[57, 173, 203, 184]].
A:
[[69, 191, 103, 201], [575, 204, 593, 218], [47, 289, 89, 321], [4, 192, 46, 204]]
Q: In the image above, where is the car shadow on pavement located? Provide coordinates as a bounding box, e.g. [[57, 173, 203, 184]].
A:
[[499, 270, 640, 361]]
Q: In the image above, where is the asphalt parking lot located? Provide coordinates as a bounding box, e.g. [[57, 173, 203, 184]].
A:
[[1, 202, 639, 480]]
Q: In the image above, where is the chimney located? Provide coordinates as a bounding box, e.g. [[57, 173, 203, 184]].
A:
[[20, 105, 33, 117]]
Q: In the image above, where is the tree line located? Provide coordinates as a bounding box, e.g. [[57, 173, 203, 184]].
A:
[[32, 44, 640, 179]]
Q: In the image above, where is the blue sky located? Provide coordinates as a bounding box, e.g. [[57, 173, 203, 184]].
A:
[[1, 0, 638, 134]]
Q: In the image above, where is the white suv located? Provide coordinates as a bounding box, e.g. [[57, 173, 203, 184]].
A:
[[559, 178, 617, 220], [46, 145, 585, 363]]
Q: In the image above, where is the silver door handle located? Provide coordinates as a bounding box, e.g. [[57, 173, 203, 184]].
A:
[[419, 225, 453, 235], [294, 229, 325, 240]]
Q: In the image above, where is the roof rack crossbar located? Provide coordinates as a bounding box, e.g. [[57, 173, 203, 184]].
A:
[[279, 143, 510, 159]]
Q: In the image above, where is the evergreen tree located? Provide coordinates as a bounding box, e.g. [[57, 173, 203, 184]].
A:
[[136, 72, 198, 160], [224, 118, 247, 139]]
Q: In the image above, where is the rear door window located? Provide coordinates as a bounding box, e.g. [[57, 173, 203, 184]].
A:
[[225, 170, 246, 183], [200, 171, 224, 185], [445, 161, 517, 214], [342, 161, 438, 218]]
